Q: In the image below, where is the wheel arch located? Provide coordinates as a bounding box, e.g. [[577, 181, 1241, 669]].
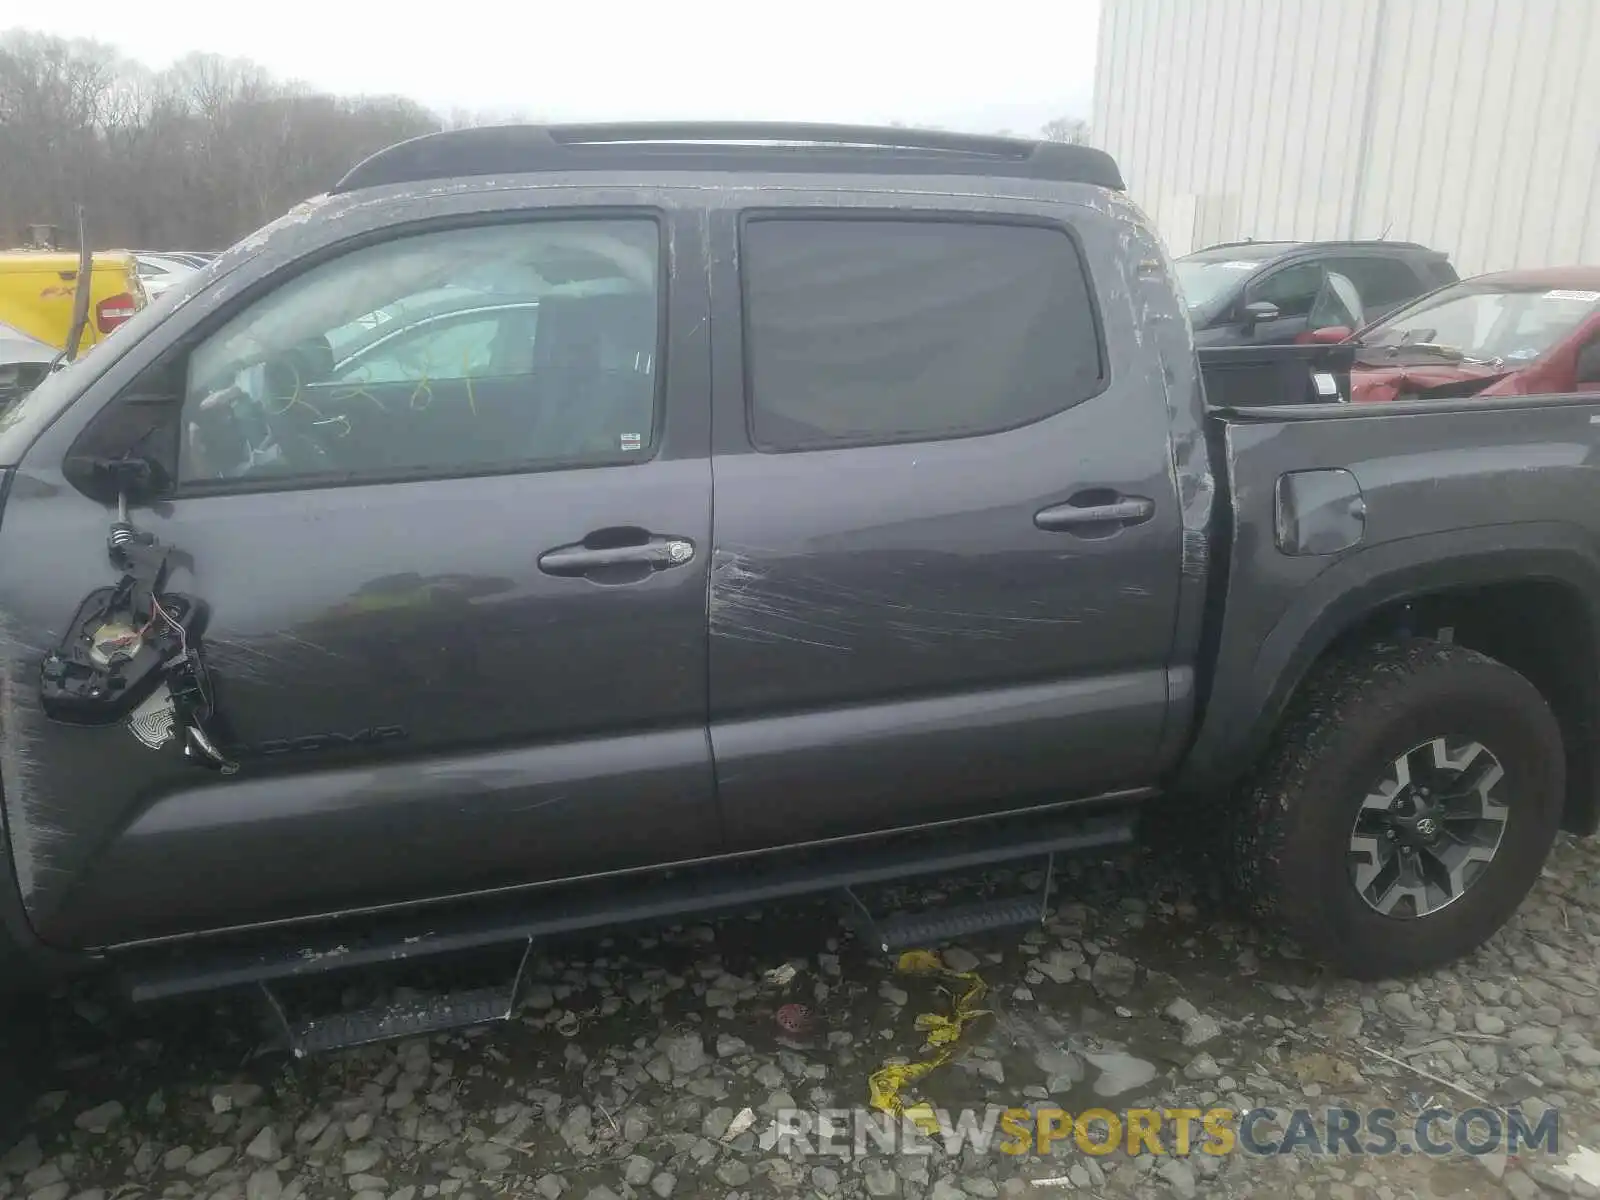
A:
[[1178, 523, 1600, 837]]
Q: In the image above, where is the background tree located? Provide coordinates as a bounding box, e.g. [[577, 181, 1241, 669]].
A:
[[1, 28, 1098, 252], [1040, 116, 1091, 144], [0, 31, 446, 250]]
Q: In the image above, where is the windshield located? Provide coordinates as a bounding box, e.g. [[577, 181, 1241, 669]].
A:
[[1360, 283, 1600, 363], [1174, 259, 1259, 311]]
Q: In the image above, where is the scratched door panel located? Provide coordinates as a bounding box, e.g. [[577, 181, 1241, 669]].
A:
[[704, 200, 1183, 848], [0, 205, 717, 948]]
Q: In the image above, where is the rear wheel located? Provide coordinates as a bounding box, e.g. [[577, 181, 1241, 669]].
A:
[[1233, 638, 1564, 979]]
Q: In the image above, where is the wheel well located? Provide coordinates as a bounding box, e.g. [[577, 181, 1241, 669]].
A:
[[1320, 581, 1600, 836]]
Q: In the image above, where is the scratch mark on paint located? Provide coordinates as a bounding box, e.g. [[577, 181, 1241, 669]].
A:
[[710, 551, 853, 650], [508, 794, 571, 815], [0, 612, 65, 904], [275, 632, 346, 659], [710, 547, 1087, 652], [206, 637, 291, 683]]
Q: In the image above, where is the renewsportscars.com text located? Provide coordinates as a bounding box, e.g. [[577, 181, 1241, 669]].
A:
[[765, 1105, 1560, 1158]]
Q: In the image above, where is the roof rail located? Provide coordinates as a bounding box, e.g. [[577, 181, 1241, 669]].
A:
[[1195, 237, 1433, 253], [331, 121, 1125, 195]]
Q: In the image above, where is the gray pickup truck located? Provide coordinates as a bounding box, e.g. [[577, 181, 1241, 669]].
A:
[[0, 124, 1595, 1054]]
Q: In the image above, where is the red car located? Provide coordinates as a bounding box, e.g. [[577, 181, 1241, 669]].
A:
[[1345, 266, 1600, 403]]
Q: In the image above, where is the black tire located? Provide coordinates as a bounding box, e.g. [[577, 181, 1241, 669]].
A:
[[1232, 637, 1564, 980]]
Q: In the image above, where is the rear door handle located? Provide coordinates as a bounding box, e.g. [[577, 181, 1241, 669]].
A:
[[538, 535, 696, 577], [1035, 495, 1155, 533]]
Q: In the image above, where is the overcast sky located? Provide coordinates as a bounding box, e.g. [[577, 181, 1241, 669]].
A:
[[13, 0, 1098, 133]]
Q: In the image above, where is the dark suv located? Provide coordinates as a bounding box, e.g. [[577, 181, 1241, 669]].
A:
[[1178, 240, 1458, 347]]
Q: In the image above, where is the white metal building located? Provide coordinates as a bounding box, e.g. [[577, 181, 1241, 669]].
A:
[[1092, 0, 1600, 275]]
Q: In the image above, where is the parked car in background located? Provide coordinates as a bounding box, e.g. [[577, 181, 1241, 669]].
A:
[[0, 319, 55, 412], [134, 252, 199, 300], [0, 249, 146, 353], [1349, 267, 1600, 403], [151, 251, 217, 269], [1177, 239, 1457, 347]]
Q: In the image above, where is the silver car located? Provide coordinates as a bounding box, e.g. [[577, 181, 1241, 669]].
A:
[[0, 319, 55, 410]]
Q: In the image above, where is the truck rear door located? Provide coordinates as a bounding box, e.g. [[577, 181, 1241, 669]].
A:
[[704, 194, 1188, 850]]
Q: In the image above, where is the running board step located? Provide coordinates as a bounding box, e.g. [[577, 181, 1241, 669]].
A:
[[842, 848, 1057, 953], [261, 942, 533, 1056], [120, 803, 1139, 1003], [860, 895, 1048, 954], [275, 983, 519, 1057]]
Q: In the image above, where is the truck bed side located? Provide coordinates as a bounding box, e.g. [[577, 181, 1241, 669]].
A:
[[1177, 393, 1600, 822]]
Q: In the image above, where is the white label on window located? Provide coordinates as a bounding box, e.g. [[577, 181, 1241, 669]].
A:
[[1217, 260, 1259, 270], [620, 433, 642, 451], [1313, 372, 1340, 397], [1545, 290, 1600, 302]]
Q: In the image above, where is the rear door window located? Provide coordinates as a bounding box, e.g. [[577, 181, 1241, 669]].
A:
[[739, 218, 1103, 450], [1326, 256, 1431, 311]]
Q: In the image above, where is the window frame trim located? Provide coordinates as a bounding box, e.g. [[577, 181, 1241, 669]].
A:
[[92, 208, 673, 501], [733, 207, 1111, 455]]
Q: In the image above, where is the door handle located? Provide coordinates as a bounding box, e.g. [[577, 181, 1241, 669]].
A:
[[1035, 494, 1155, 533], [538, 535, 696, 577]]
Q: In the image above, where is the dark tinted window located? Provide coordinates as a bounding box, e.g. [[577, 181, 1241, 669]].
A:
[[1426, 259, 1459, 287], [1247, 262, 1325, 317], [1325, 256, 1429, 308], [741, 218, 1103, 450]]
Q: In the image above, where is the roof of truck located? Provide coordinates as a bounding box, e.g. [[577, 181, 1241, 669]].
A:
[[331, 122, 1126, 195]]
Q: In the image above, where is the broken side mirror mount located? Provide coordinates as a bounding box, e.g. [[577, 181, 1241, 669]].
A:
[[62, 450, 173, 512]]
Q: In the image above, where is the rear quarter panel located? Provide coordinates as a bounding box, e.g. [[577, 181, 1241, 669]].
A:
[[1178, 394, 1600, 792]]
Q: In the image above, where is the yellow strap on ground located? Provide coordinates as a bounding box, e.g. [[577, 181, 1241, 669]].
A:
[[867, 950, 992, 1133]]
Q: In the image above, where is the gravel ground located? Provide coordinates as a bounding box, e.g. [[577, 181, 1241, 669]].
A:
[[6, 829, 1600, 1200]]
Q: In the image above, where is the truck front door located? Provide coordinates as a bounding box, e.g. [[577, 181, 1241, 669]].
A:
[[704, 201, 1186, 850], [0, 206, 719, 948]]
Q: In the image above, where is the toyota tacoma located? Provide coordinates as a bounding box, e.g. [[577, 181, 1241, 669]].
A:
[[0, 124, 1595, 1052]]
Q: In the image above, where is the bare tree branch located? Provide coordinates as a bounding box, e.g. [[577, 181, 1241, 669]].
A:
[[0, 30, 446, 249]]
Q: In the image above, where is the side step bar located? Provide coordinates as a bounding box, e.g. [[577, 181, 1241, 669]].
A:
[[120, 806, 1136, 1004], [849, 893, 1051, 955], [265, 979, 524, 1058]]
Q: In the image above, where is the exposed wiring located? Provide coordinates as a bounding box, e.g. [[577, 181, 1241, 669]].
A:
[[151, 594, 186, 653], [409, 371, 435, 412], [463, 351, 479, 417], [151, 592, 217, 716]]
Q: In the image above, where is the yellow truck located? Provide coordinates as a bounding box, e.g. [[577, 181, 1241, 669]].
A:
[[0, 249, 147, 353]]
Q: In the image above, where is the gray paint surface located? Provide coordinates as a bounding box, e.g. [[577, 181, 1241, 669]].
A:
[[0, 161, 1596, 972]]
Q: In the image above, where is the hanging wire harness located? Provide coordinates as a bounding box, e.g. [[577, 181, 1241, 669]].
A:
[[38, 460, 237, 774]]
